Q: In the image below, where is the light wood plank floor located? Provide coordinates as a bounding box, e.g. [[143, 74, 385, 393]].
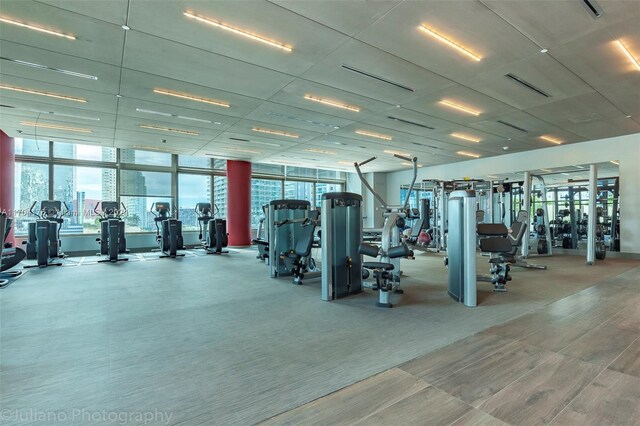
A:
[[264, 265, 640, 426]]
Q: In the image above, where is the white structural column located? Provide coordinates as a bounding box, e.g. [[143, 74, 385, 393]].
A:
[[522, 171, 531, 258], [586, 163, 598, 265]]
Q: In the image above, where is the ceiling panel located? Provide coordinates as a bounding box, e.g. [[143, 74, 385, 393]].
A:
[[524, 92, 624, 129], [300, 39, 454, 105], [243, 102, 353, 133], [268, 78, 394, 119], [35, 0, 129, 26], [271, 0, 401, 36], [356, 1, 539, 83], [122, 31, 295, 99], [128, 0, 349, 76], [0, 0, 125, 65]]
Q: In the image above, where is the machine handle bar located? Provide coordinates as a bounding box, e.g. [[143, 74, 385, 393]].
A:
[[393, 154, 415, 163], [358, 156, 377, 167]]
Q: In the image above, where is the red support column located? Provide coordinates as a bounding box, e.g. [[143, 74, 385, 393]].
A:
[[226, 160, 251, 246], [0, 130, 15, 243]]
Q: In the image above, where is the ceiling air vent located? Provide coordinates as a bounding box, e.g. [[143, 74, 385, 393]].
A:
[[229, 137, 250, 142], [496, 120, 528, 133], [341, 64, 415, 92], [388, 116, 435, 130], [505, 73, 551, 98], [581, 0, 603, 18]]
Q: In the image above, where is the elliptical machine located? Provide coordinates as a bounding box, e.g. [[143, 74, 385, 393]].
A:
[[1, 213, 26, 288], [151, 202, 185, 258], [194, 202, 228, 255], [95, 201, 129, 263], [23, 200, 68, 268]]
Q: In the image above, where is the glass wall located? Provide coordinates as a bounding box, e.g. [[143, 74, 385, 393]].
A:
[[13, 139, 346, 235], [53, 165, 117, 234], [13, 162, 49, 235], [178, 173, 212, 230]]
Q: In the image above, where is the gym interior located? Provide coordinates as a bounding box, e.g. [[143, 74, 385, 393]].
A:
[[1, 1, 639, 425]]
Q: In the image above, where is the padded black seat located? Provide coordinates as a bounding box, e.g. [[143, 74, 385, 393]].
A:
[[363, 261, 394, 271], [479, 237, 513, 253], [477, 223, 509, 237]]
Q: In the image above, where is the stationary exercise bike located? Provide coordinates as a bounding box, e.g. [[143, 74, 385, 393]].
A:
[[151, 202, 185, 258], [1, 213, 26, 288], [23, 200, 68, 268], [95, 201, 129, 263], [194, 202, 228, 254]]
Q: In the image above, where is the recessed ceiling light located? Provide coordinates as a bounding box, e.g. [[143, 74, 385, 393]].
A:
[[417, 25, 482, 61], [305, 148, 336, 155], [0, 104, 99, 121], [610, 160, 620, 166], [539, 135, 563, 144], [0, 16, 76, 39], [451, 132, 481, 143], [139, 124, 199, 136], [338, 161, 354, 166], [223, 147, 261, 154], [540, 48, 548, 53], [561, 172, 570, 176], [396, 105, 401, 108], [384, 149, 410, 156], [20, 121, 93, 133], [541, 168, 552, 173], [183, 11, 292, 52], [0, 57, 98, 80], [132, 145, 175, 153], [323, 140, 346, 146], [252, 127, 299, 138], [502, 146, 509, 151], [401, 162, 423, 167], [457, 151, 481, 158], [439, 100, 481, 116], [121, 25, 130, 30], [303, 95, 360, 112], [136, 108, 212, 124], [614, 40, 640, 71], [626, 115, 632, 118], [116, 94, 123, 98], [214, 121, 222, 125], [0, 84, 86, 102], [355, 130, 392, 141], [487, 175, 499, 179], [153, 88, 230, 108]]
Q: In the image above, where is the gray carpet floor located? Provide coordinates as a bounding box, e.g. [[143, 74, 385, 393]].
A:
[[1, 249, 638, 425]]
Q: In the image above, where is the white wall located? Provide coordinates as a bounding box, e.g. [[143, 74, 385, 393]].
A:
[[386, 133, 640, 254]]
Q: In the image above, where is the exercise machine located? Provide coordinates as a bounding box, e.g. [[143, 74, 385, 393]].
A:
[[195, 202, 228, 254], [355, 154, 416, 288], [1, 213, 26, 288], [23, 200, 68, 268], [95, 201, 129, 263], [252, 205, 269, 261], [151, 202, 185, 258], [277, 211, 320, 285], [268, 200, 311, 278], [321, 192, 363, 301]]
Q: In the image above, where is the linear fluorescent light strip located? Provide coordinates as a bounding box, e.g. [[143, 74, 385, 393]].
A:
[[252, 127, 299, 138], [153, 89, 229, 108], [0, 57, 98, 80], [417, 25, 481, 61], [223, 147, 261, 154], [305, 148, 336, 155], [228, 137, 280, 147], [304, 95, 360, 112], [20, 121, 92, 133], [496, 120, 528, 133], [0, 16, 76, 40], [133, 145, 175, 153], [139, 124, 199, 136], [355, 130, 392, 141], [387, 116, 434, 130], [402, 162, 423, 167], [541, 168, 553, 173], [439, 100, 481, 116], [457, 151, 481, 158], [0, 84, 86, 102], [610, 160, 619, 166], [265, 112, 340, 129], [338, 161, 354, 166], [384, 149, 410, 156], [183, 11, 292, 52], [0, 104, 99, 121], [451, 133, 481, 143], [614, 40, 640, 71], [136, 108, 212, 124], [341, 64, 415, 92], [539, 135, 563, 144], [505, 73, 551, 97], [487, 175, 500, 179]]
